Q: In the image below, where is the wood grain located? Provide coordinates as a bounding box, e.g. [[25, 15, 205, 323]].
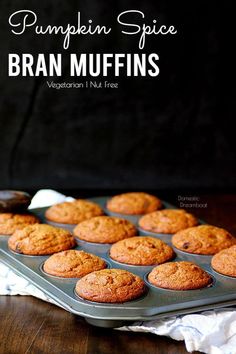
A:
[[0, 297, 195, 354]]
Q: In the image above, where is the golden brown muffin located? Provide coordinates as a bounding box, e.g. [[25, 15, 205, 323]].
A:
[[172, 225, 236, 255], [73, 216, 137, 244], [110, 236, 175, 265], [75, 269, 146, 303], [0, 213, 39, 235], [45, 199, 103, 224], [43, 250, 106, 278], [106, 192, 162, 215], [8, 224, 76, 255], [148, 261, 212, 290], [139, 209, 198, 234], [211, 245, 236, 277]]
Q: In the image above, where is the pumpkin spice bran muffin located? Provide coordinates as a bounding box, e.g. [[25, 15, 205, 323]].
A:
[[139, 209, 198, 234], [107, 192, 162, 215], [172, 225, 236, 255], [43, 250, 106, 278], [0, 213, 39, 235], [73, 216, 137, 244], [148, 261, 212, 290], [211, 245, 236, 277], [110, 236, 175, 265], [8, 224, 76, 255], [75, 269, 146, 303], [45, 200, 103, 224]]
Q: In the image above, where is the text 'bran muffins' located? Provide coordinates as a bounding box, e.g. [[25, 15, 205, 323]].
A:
[[139, 209, 198, 234], [148, 261, 212, 290], [172, 225, 236, 255], [211, 245, 236, 277], [107, 192, 162, 215], [8, 224, 76, 255], [0, 213, 39, 235], [73, 216, 137, 244], [45, 199, 103, 224], [110, 236, 175, 266], [43, 250, 106, 278], [75, 269, 146, 303]]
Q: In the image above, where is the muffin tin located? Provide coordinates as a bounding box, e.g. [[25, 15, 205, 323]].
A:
[[0, 196, 236, 328]]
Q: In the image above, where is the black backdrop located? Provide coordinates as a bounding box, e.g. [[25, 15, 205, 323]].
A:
[[0, 0, 235, 192]]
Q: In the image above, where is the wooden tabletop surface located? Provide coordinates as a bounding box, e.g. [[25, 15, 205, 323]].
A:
[[0, 194, 235, 354]]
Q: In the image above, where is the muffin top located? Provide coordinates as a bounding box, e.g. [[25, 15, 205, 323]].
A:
[[0, 213, 39, 235], [148, 261, 212, 290], [139, 209, 198, 234], [110, 236, 175, 265], [45, 199, 103, 224], [8, 224, 76, 255], [75, 269, 146, 303], [73, 216, 137, 244], [106, 192, 162, 215], [172, 225, 236, 255], [211, 245, 236, 277], [43, 250, 106, 278]]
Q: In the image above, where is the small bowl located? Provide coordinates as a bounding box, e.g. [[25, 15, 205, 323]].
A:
[[0, 190, 32, 212]]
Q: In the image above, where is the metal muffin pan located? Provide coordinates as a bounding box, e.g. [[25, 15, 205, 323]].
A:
[[0, 196, 236, 328]]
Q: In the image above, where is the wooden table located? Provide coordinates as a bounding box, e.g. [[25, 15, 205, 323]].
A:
[[0, 194, 235, 354]]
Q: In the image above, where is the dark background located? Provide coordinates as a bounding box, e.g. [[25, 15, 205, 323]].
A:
[[0, 0, 235, 193]]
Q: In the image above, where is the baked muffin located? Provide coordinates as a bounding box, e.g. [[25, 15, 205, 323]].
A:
[[106, 192, 162, 215], [110, 236, 175, 265], [148, 261, 212, 290], [75, 269, 146, 303], [43, 250, 106, 278], [8, 224, 76, 255], [45, 199, 103, 224], [0, 213, 39, 235], [211, 245, 236, 277], [172, 225, 236, 255], [73, 216, 137, 244], [139, 209, 197, 234]]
